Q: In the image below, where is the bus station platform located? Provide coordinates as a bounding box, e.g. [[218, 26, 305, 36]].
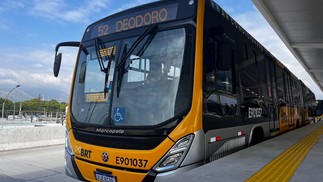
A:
[[171, 121, 323, 182]]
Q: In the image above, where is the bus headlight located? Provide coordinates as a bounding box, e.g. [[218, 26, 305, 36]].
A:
[[153, 134, 194, 172], [65, 129, 74, 156]]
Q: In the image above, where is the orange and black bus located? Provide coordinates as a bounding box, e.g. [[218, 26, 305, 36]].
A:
[[53, 0, 316, 181]]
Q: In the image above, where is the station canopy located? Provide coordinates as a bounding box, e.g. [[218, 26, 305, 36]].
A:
[[253, 0, 323, 91]]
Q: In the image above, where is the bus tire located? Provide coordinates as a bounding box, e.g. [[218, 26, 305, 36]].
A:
[[250, 127, 265, 146], [296, 120, 300, 128]]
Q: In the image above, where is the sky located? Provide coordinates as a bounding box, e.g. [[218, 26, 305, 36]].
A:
[[0, 0, 322, 102]]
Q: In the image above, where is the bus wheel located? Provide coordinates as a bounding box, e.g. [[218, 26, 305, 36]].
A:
[[296, 120, 300, 128], [250, 127, 264, 146]]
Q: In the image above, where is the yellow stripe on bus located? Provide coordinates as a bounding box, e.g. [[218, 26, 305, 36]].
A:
[[246, 124, 323, 182]]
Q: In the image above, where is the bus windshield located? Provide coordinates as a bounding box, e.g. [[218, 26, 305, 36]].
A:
[[71, 27, 193, 127]]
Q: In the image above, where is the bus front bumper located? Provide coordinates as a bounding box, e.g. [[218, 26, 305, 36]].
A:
[[65, 148, 85, 181], [65, 147, 203, 181]]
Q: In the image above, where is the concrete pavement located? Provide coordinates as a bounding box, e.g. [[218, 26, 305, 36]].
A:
[[0, 144, 78, 182], [170, 121, 323, 182]]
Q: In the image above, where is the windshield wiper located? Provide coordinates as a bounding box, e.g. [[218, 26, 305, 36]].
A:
[[94, 39, 115, 98], [116, 24, 158, 97], [116, 44, 128, 98]]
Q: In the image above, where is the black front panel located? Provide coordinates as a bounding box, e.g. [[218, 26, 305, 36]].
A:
[[73, 129, 167, 150]]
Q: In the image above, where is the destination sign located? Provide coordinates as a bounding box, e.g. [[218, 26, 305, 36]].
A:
[[89, 3, 178, 39]]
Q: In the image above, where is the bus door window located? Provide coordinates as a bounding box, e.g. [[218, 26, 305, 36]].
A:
[[203, 35, 236, 117], [292, 79, 301, 108], [239, 48, 266, 119], [283, 72, 294, 126], [269, 60, 278, 120], [256, 53, 269, 118], [276, 65, 285, 105], [283, 72, 292, 105], [265, 59, 279, 131], [290, 77, 300, 126], [221, 95, 237, 116], [276, 64, 289, 131], [304, 89, 315, 121], [315, 100, 323, 122]]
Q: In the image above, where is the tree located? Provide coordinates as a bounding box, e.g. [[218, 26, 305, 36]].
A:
[[0, 98, 15, 117], [22, 98, 43, 111], [1, 97, 67, 119], [21, 98, 67, 113]]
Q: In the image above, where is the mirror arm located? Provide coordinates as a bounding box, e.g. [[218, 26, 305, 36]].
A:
[[55, 41, 80, 52]]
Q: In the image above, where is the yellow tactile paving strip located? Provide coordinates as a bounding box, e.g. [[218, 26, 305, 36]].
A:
[[246, 124, 323, 182]]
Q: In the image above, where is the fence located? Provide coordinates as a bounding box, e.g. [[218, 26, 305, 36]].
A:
[[3, 110, 65, 124]]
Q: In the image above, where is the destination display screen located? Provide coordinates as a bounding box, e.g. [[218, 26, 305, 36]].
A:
[[89, 3, 178, 39]]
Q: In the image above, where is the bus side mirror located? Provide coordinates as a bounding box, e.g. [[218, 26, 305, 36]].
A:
[[53, 41, 80, 77], [54, 52, 62, 77]]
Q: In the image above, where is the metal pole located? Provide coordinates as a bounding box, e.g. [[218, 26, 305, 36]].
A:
[[1, 85, 20, 128], [13, 102, 16, 120], [1, 102, 4, 124], [19, 102, 22, 119]]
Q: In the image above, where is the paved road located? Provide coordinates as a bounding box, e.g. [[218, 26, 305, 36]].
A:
[[0, 145, 79, 182]]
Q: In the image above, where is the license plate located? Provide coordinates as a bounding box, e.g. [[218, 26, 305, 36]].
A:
[[95, 171, 116, 182]]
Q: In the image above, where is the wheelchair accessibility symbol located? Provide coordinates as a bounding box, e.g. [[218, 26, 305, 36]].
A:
[[113, 107, 125, 123]]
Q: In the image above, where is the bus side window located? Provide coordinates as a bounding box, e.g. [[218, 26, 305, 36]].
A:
[[204, 25, 235, 92], [204, 35, 236, 116], [216, 42, 234, 93], [217, 42, 232, 71], [276, 65, 285, 105], [204, 38, 217, 93], [239, 46, 261, 117], [204, 38, 222, 116]]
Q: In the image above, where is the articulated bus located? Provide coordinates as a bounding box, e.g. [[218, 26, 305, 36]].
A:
[[53, 0, 316, 181]]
